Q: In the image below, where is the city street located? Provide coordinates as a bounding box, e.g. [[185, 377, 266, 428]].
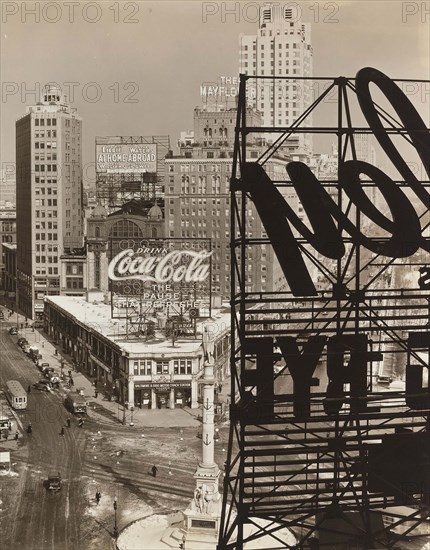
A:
[[0, 314, 229, 549]]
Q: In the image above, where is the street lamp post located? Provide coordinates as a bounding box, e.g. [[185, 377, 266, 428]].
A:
[[113, 496, 118, 538], [123, 401, 128, 425]]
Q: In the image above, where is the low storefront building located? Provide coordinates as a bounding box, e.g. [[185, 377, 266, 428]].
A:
[[44, 293, 230, 410]]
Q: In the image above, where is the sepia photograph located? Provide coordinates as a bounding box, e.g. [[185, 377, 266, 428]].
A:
[[0, 1, 429, 548]]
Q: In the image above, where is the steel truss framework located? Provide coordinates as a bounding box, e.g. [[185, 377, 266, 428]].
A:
[[95, 135, 170, 209], [219, 73, 430, 549]]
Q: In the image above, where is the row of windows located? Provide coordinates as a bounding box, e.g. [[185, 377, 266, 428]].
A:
[[173, 164, 229, 173], [35, 211, 58, 219], [35, 244, 58, 251], [35, 233, 58, 240], [35, 222, 57, 230], [35, 142, 57, 150], [35, 177, 57, 184], [35, 164, 57, 172], [34, 130, 56, 138], [35, 199, 57, 206], [34, 118, 57, 126], [179, 230, 223, 239], [66, 278, 84, 289], [35, 187, 57, 195], [1, 223, 15, 232], [35, 153, 57, 162], [132, 359, 193, 376]]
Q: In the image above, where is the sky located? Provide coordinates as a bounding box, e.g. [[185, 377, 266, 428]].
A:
[[1, 0, 429, 186]]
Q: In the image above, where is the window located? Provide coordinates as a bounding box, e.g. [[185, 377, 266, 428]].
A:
[[109, 220, 143, 239]]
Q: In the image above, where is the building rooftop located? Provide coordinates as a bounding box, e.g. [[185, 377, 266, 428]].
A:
[[45, 295, 231, 358]]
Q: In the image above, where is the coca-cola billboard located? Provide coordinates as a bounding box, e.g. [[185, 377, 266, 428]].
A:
[[108, 238, 212, 319]]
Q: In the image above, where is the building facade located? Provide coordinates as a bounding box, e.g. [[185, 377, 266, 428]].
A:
[[15, 84, 84, 319], [44, 294, 230, 410], [0, 209, 16, 291], [165, 106, 290, 302], [85, 200, 165, 294], [239, 3, 313, 157], [1, 243, 16, 298]]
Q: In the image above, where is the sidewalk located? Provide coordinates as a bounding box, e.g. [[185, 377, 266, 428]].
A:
[[1, 302, 233, 429], [2, 304, 202, 428]]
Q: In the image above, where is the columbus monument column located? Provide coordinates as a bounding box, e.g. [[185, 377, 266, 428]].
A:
[[164, 326, 222, 549]]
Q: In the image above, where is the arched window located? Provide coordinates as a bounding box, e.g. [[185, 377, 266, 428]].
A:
[[95, 226, 100, 238], [109, 220, 143, 239]]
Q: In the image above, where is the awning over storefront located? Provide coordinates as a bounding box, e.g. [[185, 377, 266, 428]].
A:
[[89, 353, 111, 374]]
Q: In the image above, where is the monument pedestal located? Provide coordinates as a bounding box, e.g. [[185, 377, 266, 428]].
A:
[[184, 462, 221, 548]]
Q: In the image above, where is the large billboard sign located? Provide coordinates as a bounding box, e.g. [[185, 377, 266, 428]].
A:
[[108, 238, 212, 320], [96, 143, 157, 173], [220, 67, 430, 549]]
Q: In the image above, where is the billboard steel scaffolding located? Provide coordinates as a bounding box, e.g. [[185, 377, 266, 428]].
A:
[[95, 135, 170, 209], [219, 70, 430, 549]]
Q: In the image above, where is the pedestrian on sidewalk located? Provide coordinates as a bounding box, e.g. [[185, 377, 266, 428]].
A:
[[78, 418, 84, 428], [60, 426, 65, 436], [15, 431, 19, 441], [27, 385, 31, 394], [95, 490, 101, 504], [67, 418, 71, 428], [94, 390, 98, 398], [151, 464, 158, 478]]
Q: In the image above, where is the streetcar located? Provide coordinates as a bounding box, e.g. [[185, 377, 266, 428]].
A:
[[4, 380, 28, 410], [64, 392, 87, 416]]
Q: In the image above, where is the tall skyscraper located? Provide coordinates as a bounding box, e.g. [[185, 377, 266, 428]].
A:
[[15, 84, 83, 319], [165, 106, 289, 302], [239, 3, 313, 157]]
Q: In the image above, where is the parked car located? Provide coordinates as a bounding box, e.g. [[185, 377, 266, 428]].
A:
[[45, 473, 62, 491], [39, 362, 50, 372], [33, 380, 52, 392], [22, 344, 31, 354], [17, 338, 28, 347], [28, 347, 40, 360], [9, 327, 18, 335]]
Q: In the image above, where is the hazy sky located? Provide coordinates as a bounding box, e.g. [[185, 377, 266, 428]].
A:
[[1, 0, 429, 185]]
